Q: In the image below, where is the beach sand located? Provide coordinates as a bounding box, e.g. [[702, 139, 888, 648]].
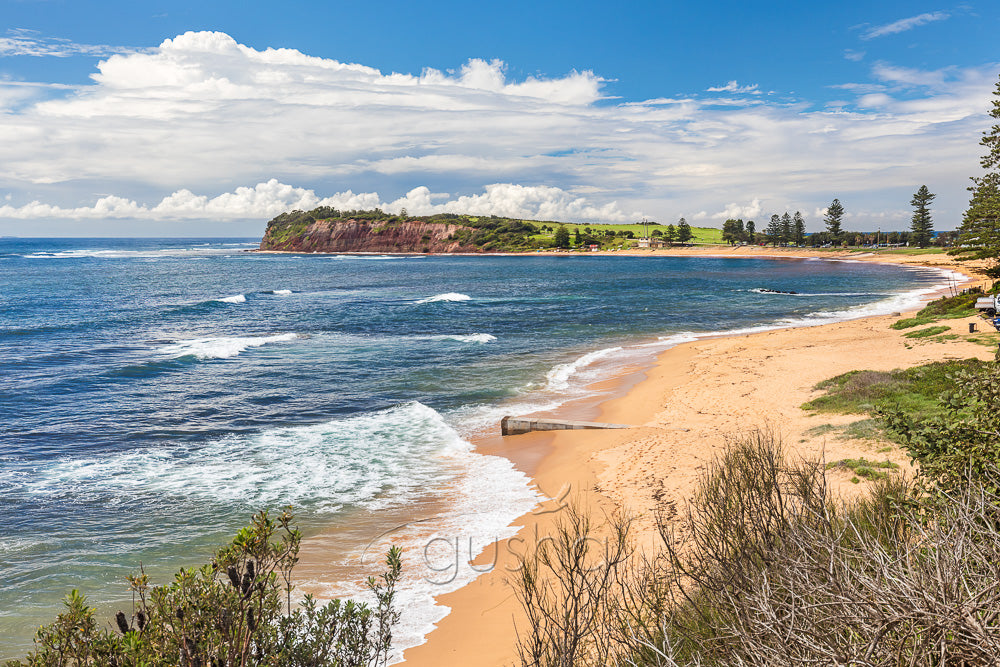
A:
[[394, 248, 994, 666]]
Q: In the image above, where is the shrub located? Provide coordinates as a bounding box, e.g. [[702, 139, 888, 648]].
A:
[[513, 431, 1000, 666], [8, 510, 402, 667]]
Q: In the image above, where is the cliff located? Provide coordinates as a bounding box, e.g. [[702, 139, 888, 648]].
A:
[[259, 207, 551, 253], [260, 217, 480, 253]]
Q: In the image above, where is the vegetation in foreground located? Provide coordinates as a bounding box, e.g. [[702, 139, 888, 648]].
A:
[[514, 429, 1000, 666], [8, 511, 402, 667], [514, 347, 1000, 665]]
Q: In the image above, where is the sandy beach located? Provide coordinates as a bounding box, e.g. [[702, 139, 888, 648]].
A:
[[395, 247, 994, 666]]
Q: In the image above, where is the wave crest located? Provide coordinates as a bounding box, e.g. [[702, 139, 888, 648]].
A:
[[160, 333, 298, 360], [415, 292, 471, 304]]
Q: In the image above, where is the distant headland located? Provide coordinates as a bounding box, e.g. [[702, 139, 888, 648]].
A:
[[258, 207, 715, 253]]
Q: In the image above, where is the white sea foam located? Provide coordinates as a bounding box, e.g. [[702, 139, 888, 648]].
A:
[[16, 400, 540, 661], [270, 289, 293, 295], [17, 402, 494, 510], [544, 346, 624, 391], [160, 332, 297, 360], [19, 245, 254, 260], [749, 288, 887, 297], [415, 292, 471, 304], [431, 333, 496, 344], [214, 294, 246, 304]]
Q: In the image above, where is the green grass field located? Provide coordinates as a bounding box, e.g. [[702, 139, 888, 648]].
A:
[[528, 222, 724, 246]]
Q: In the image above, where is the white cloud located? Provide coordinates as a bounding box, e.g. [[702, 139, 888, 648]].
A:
[[844, 49, 866, 62], [0, 30, 146, 58], [0, 30, 995, 232], [706, 80, 760, 94], [0, 180, 632, 223], [861, 11, 950, 40], [717, 199, 764, 220]]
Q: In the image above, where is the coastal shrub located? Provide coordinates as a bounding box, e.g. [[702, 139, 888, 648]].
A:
[[513, 432, 1000, 666], [891, 290, 980, 329], [882, 361, 1000, 490], [903, 324, 951, 338], [802, 359, 980, 421], [8, 510, 402, 667], [826, 457, 899, 480]]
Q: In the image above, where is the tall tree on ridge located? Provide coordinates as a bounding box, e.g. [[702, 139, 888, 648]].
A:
[[953, 74, 1000, 276], [824, 198, 844, 242], [793, 211, 806, 246], [677, 217, 693, 243], [909, 185, 936, 248], [746, 220, 756, 244]]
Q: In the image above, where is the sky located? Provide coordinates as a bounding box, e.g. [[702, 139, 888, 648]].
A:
[[0, 0, 998, 236]]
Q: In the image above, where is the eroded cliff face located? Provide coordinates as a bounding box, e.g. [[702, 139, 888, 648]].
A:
[[259, 218, 480, 253]]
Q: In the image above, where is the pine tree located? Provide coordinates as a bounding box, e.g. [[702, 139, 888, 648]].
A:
[[909, 185, 936, 248], [793, 211, 806, 246], [665, 224, 677, 245], [766, 214, 781, 246], [746, 220, 756, 244], [780, 213, 792, 246], [824, 199, 844, 241], [553, 225, 570, 248], [954, 75, 1000, 276], [677, 217, 693, 243]]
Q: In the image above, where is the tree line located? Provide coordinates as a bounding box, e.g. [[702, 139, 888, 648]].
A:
[[720, 187, 941, 248]]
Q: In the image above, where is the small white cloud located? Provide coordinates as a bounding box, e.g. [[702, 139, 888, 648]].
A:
[[861, 11, 950, 40], [717, 199, 763, 220], [844, 49, 866, 62], [0, 30, 146, 58], [706, 80, 761, 94]]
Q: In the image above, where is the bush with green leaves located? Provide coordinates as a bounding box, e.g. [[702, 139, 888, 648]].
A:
[[7, 510, 402, 667], [881, 361, 1000, 490]]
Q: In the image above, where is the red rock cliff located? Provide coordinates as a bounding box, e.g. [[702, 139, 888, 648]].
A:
[[259, 218, 480, 253]]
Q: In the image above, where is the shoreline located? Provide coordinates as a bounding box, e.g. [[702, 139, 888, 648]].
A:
[[399, 249, 991, 665]]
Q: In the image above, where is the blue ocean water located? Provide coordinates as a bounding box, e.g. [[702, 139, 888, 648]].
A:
[[0, 238, 952, 656]]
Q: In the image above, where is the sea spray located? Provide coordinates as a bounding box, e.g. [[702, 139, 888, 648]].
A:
[[159, 333, 298, 360]]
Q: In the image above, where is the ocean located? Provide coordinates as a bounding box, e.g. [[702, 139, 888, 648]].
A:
[[0, 238, 955, 658]]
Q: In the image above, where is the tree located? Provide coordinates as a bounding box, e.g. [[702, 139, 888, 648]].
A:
[[677, 217, 693, 243], [554, 224, 570, 248], [573, 227, 582, 246], [909, 185, 936, 248], [793, 211, 806, 246], [665, 224, 677, 245], [766, 215, 782, 246], [824, 198, 844, 241], [953, 75, 1000, 275], [746, 220, 756, 244], [780, 213, 792, 246], [722, 219, 741, 245]]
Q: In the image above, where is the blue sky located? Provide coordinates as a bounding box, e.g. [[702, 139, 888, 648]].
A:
[[0, 0, 997, 235]]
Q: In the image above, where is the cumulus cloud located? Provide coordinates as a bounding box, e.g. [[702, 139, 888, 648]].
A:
[[0, 180, 632, 223], [717, 199, 764, 220], [0, 30, 996, 231], [861, 11, 950, 40]]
